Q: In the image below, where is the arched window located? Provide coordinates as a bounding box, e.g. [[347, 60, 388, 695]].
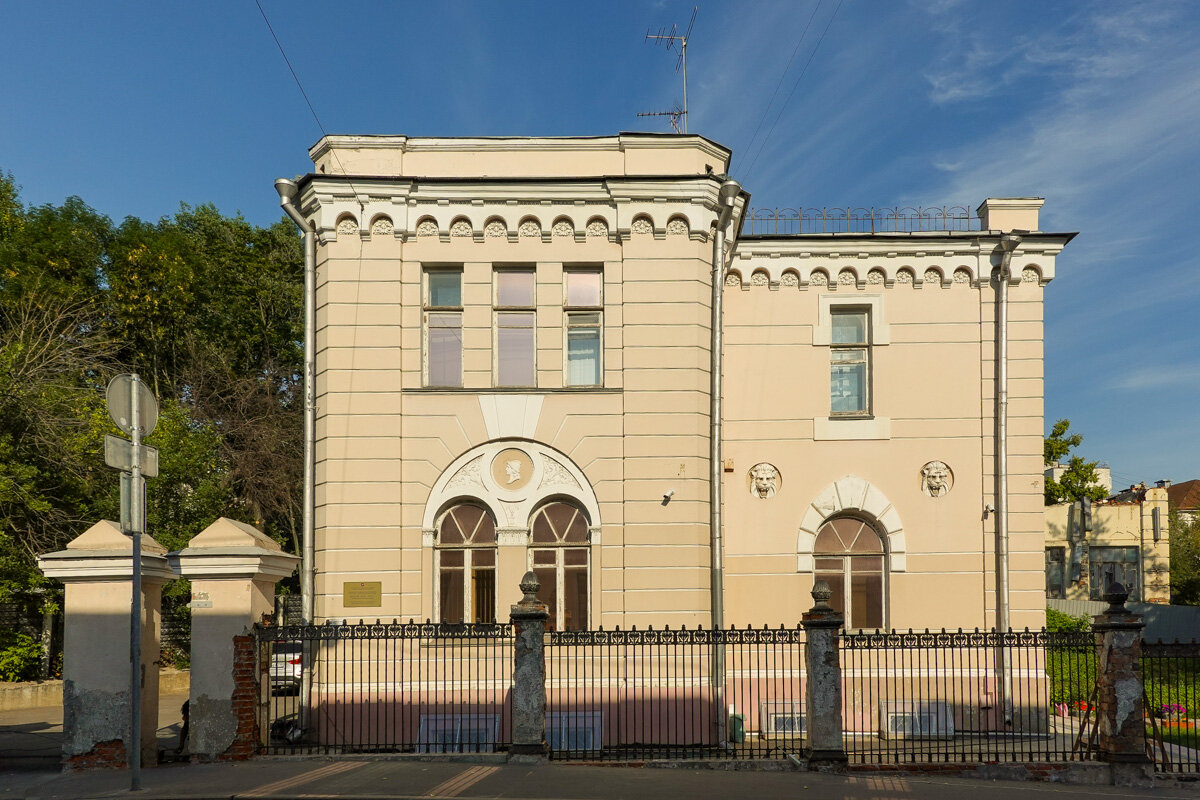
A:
[[813, 515, 886, 629], [436, 504, 497, 624], [528, 501, 589, 631]]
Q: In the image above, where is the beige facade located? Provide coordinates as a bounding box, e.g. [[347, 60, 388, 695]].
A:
[[1044, 488, 1170, 604], [289, 133, 1074, 632]]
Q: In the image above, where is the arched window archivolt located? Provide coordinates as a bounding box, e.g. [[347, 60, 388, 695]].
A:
[[796, 474, 905, 572]]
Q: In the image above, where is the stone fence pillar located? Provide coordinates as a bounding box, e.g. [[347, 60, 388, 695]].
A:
[[169, 517, 298, 762], [1092, 585, 1153, 785], [37, 521, 174, 770], [509, 571, 549, 762], [802, 580, 847, 768]]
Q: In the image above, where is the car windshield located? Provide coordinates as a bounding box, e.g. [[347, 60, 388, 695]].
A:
[[273, 642, 302, 656]]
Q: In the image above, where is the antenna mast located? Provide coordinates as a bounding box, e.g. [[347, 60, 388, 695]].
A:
[[638, 6, 697, 133]]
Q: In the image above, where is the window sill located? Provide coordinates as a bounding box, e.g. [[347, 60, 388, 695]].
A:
[[813, 416, 891, 441]]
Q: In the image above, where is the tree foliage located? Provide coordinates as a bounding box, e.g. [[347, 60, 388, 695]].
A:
[[1170, 512, 1200, 606], [1044, 419, 1108, 505], [0, 171, 302, 624]]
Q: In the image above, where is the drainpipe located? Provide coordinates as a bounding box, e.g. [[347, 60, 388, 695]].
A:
[[710, 177, 742, 747], [275, 178, 316, 627], [994, 231, 1022, 725]]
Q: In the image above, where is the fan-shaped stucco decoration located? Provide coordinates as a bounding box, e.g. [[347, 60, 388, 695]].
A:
[[796, 475, 906, 573]]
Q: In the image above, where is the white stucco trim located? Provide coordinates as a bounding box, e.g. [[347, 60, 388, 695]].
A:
[[421, 439, 601, 532], [478, 395, 544, 439], [813, 416, 891, 440], [812, 294, 890, 346], [796, 475, 906, 573]]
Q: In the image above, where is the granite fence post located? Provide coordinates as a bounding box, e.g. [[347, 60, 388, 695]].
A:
[[802, 580, 847, 768], [510, 571, 549, 761], [1092, 584, 1153, 786]]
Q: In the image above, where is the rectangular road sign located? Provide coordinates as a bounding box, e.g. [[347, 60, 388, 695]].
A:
[[104, 434, 159, 478]]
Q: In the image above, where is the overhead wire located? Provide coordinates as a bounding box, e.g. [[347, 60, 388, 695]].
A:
[[741, 0, 845, 181], [739, 0, 823, 170], [254, 0, 365, 205]]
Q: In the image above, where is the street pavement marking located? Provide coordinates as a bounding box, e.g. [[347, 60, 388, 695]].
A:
[[241, 760, 365, 797], [424, 764, 500, 797]]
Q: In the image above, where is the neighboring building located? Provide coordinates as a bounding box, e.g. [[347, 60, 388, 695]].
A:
[[1167, 479, 1200, 524], [1044, 484, 1171, 604], [289, 133, 1074, 633], [1043, 461, 1112, 495]]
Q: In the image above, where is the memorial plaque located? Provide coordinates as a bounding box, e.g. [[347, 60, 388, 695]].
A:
[[343, 581, 383, 608]]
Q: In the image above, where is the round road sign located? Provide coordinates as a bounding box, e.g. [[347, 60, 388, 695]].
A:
[[106, 374, 159, 437]]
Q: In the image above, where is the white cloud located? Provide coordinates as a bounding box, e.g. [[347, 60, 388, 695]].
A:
[[1108, 365, 1200, 392]]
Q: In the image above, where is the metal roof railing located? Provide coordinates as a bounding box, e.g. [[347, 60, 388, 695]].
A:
[[747, 206, 981, 235]]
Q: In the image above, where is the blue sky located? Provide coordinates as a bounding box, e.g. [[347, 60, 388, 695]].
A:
[[3, 1, 1197, 485]]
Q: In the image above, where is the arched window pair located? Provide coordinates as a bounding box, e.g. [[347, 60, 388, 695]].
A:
[[435, 500, 589, 630], [813, 515, 886, 629]]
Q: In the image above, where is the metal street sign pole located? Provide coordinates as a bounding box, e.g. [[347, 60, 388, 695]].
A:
[[105, 372, 157, 791], [128, 374, 143, 791]]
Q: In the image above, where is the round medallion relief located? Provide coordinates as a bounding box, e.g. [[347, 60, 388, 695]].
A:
[[491, 448, 534, 492]]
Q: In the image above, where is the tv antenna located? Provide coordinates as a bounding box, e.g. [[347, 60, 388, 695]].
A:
[[638, 6, 697, 133]]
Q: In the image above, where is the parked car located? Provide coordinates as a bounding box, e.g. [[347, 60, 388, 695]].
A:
[[269, 641, 303, 693]]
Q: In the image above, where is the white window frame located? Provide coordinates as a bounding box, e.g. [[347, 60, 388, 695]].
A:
[[493, 267, 537, 388], [813, 295, 890, 440], [433, 548, 496, 624], [562, 268, 604, 387], [423, 267, 463, 388], [527, 545, 590, 631]]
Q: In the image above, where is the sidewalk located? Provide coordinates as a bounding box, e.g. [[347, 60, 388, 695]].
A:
[[10, 757, 1200, 800], [0, 694, 189, 799]]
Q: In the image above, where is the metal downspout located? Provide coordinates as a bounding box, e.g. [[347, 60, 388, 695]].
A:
[[995, 232, 1022, 725], [275, 178, 316, 626], [710, 178, 741, 747], [276, 178, 316, 733]]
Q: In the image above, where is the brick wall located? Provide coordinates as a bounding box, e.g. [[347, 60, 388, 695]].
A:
[[212, 633, 259, 761], [64, 739, 126, 771]]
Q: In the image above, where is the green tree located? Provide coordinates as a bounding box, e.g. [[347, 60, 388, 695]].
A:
[[1170, 512, 1200, 606], [0, 171, 303, 644], [1044, 419, 1108, 505]]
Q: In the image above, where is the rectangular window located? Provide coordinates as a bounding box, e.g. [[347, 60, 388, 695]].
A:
[[830, 309, 869, 415], [564, 270, 602, 386], [1045, 547, 1066, 599], [424, 269, 462, 387], [1089, 546, 1140, 601], [495, 269, 536, 387]]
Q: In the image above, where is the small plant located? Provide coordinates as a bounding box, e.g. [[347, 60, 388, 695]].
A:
[[1160, 703, 1187, 720], [0, 631, 43, 682]]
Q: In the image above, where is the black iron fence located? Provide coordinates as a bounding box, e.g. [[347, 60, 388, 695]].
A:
[[841, 629, 1101, 765], [747, 206, 980, 235], [1143, 641, 1200, 773], [256, 621, 514, 755], [251, 618, 1198, 770], [545, 625, 805, 760]]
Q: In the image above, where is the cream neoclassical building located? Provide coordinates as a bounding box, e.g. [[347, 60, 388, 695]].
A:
[[282, 133, 1073, 633]]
